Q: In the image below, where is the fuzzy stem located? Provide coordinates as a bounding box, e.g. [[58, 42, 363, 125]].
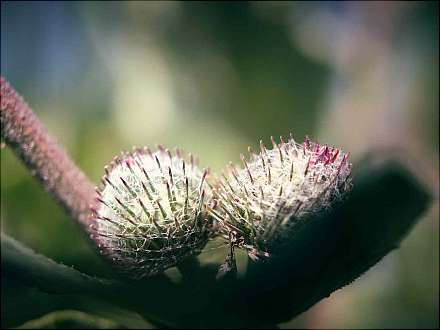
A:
[[0, 76, 96, 230]]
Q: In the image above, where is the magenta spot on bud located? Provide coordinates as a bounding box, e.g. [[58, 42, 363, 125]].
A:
[[304, 136, 311, 149], [330, 149, 340, 163], [124, 158, 134, 168]]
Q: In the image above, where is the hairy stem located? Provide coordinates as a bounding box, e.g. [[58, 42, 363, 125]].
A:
[[0, 76, 96, 230]]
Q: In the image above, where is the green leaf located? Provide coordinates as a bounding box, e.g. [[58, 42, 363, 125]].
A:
[[238, 158, 431, 324], [15, 310, 122, 329]]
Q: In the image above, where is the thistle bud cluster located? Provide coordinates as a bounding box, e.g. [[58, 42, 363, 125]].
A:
[[90, 135, 352, 278], [211, 135, 352, 260], [89, 146, 211, 279]]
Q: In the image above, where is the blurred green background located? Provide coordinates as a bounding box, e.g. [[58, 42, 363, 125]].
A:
[[1, 1, 438, 328]]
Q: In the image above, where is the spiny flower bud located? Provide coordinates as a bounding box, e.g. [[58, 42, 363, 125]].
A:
[[89, 146, 212, 279], [212, 135, 352, 261]]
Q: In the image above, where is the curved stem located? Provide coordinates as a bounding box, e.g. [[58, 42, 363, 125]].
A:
[[1, 233, 117, 295], [0, 76, 96, 230]]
